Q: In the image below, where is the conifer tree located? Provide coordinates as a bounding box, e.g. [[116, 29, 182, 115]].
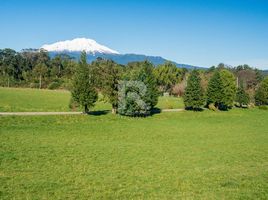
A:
[[236, 85, 249, 107], [220, 69, 236, 109], [207, 70, 236, 110], [206, 70, 224, 108], [255, 77, 268, 106], [183, 69, 204, 110], [71, 51, 98, 113]]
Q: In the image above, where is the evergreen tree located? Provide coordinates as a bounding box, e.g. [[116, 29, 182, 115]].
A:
[[220, 69, 236, 109], [207, 70, 236, 110], [255, 77, 268, 106], [236, 86, 249, 107], [71, 51, 97, 113], [206, 70, 224, 108], [183, 70, 204, 110], [118, 61, 159, 116]]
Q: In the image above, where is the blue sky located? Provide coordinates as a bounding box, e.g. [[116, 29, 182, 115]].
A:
[[0, 0, 268, 69]]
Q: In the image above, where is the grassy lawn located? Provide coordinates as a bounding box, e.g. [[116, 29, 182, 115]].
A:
[[1, 109, 268, 199], [0, 87, 184, 112], [0, 87, 71, 112]]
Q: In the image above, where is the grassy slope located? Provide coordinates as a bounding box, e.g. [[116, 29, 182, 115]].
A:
[[0, 87, 184, 112], [1, 109, 268, 199]]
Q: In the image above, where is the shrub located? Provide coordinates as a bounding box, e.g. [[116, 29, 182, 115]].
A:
[[258, 105, 268, 110], [48, 82, 61, 90]]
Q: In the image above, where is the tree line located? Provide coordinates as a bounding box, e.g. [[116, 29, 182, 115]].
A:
[[184, 67, 268, 111], [1, 48, 268, 115]]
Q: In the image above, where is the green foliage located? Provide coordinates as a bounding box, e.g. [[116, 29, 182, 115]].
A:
[[118, 61, 159, 116], [92, 58, 122, 113], [183, 70, 204, 110], [258, 105, 268, 110], [154, 62, 183, 93], [220, 69, 236, 108], [206, 70, 224, 108], [207, 70, 236, 110], [48, 81, 61, 90], [71, 51, 98, 113], [118, 80, 151, 116], [255, 77, 268, 106], [236, 86, 249, 107]]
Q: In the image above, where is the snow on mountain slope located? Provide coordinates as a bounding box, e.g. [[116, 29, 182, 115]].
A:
[[41, 38, 119, 54]]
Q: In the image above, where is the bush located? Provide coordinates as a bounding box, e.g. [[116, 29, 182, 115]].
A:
[[48, 82, 61, 90], [29, 82, 39, 88], [258, 105, 268, 110]]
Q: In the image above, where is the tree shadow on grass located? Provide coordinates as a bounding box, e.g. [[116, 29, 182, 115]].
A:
[[87, 110, 110, 116], [151, 107, 162, 115], [185, 107, 204, 112]]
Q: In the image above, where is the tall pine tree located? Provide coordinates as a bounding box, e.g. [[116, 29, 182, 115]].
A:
[[206, 70, 224, 108], [207, 70, 236, 110], [220, 69, 236, 109], [71, 51, 98, 113], [183, 69, 204, 110]]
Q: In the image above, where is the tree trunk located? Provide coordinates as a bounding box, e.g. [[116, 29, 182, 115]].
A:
[[7, 77, 9, 87], [84, 105, 89, 114], [39, 75, 42, 89]]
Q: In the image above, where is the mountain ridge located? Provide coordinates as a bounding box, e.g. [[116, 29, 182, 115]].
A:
[[42, 38, 205, 69]]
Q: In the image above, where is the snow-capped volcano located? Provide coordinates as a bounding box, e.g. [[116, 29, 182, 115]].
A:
[[41, 38, 119, 54]]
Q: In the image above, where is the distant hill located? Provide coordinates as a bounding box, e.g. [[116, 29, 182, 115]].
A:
[[42, 38, 205, 69], [262, 70, 268, 76], [49, 51, 204, 69]]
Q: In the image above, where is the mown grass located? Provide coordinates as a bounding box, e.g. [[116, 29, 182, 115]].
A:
[[0, 87, 71, 112], [0, 87, 184, 112], [1, 109, 268, 199]]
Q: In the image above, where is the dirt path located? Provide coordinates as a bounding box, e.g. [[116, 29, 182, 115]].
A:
[[161, 109, 184, 112], [0, 109, 185, 116], [0, 112, 83, 116]]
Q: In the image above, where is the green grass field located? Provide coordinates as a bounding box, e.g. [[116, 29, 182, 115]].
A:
[[0, 88, 268, 199], [0, 87, 184, 112]]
